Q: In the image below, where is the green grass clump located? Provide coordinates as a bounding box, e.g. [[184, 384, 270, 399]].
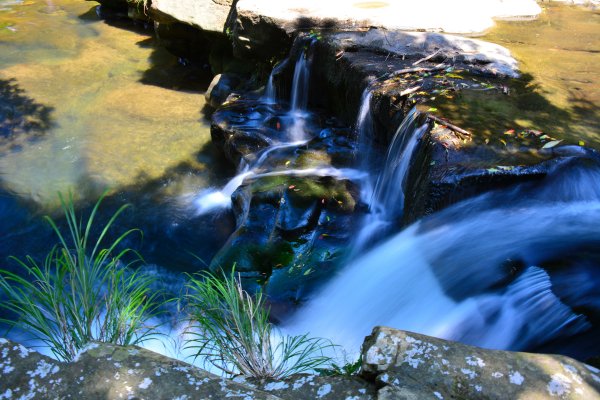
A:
[[184, 270, 335, 379], [0, 192, 165, 361]]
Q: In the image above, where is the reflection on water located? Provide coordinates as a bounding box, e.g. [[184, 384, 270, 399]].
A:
[[0, 0, 233, 268], [434, 3, 599, 147]]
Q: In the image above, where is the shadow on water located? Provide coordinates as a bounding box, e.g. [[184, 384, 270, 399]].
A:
[[136, 37, 213, 92], [79, 5, 214, 92], [0, 139, 236, 276], [432, 71, 600, 148], [0, 78, 55, 154]]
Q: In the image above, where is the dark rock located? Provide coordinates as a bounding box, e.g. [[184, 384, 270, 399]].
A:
[[232, 8, 293, 60], [206, 73, 243, 108]]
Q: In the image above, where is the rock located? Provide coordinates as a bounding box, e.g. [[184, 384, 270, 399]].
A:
[[206, 73, 242, 108], [0, 338, 282, 399], [251, 374, 377, 399], [327, 30, 520, 78], [209, 96, 362, 305], [233, 0, 541, 57], [149, 0, 234, 33], [361, 327, 600, 400], [403, 126, 600, 224]]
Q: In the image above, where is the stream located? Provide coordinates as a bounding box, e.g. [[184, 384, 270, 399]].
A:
[[1, 0, 599, 365]]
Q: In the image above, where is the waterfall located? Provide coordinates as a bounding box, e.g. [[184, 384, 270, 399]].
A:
[[263, 58, 290, 105], [286, 160, 600, 355], [290, 42, 314, 112], [355, 88, 375, 169], [353, 105, 429, 250], [287, 39, 316, 142], [371, 107, 429, 218]]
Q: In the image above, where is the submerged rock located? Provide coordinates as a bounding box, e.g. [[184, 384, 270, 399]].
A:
[[362, 326, 600, 399]]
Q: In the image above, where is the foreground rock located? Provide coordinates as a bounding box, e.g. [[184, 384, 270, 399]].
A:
[[363, 327, 600, 399], [3, 331, 599, 399], [0, 338, 280, 399]]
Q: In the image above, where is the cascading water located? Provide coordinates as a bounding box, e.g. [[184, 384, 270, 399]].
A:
[[353, 103, 430, 251], [192, 39, 340, 216], [290, 43, 313, 113], [287, 159, 600, 357], [288, 39, 316, 142], [263, 58, 289, 105]]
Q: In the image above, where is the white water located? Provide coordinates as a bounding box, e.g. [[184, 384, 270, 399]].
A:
[[263, 58, 290, 105], [355, 88, 375, 169], [192, 41, 322, 214], [353, 105, 429, 251], [290, 47, 312, 112], [288, 163, 600, 354], [192, 165, 367, 216]]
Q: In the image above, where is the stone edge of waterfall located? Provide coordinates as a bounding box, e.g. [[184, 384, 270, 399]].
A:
[[3, 329, 600, 399]]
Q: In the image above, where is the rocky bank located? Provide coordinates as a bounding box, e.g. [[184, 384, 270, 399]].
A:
[[2, 327, 600, 399]]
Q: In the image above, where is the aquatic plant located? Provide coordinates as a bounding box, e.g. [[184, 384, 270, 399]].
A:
[[0, 192, 165, 361], [184, 270, 335, 379]]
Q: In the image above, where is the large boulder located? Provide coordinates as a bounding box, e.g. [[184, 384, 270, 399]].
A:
[[0, 338, 282, 399], [150, 0, 235, 33], [233, 0, 541, 58], [361, 327, 600, 400]]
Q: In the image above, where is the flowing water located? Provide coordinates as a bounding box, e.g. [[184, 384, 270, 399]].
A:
[[193, 43, 321, 215], [289, 157, 600, 359], [1, 0, 599, 366]]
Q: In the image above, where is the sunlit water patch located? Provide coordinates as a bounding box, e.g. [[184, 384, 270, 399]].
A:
[[0, 0, 215, 209], [431, 3, 599, 147]]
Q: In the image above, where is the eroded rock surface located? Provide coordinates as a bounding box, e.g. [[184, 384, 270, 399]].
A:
[[362, 327, 600, 400], [0, 338, 281, 399]]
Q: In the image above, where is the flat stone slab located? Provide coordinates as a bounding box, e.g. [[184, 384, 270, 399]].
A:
[[236, 0, 541, 35], [150, 0, 233, 32], [328, 29, 519, 77]]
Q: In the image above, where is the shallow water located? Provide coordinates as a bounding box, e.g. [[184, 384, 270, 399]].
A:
[[0, 0, 234, 269], [434, 3, 600, 147], [0, 0, 216, 208]]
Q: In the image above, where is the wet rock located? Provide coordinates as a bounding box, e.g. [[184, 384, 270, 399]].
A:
[[206, 73, 242, 108], [404, 126, 600, 224], [361, 327, 600, 400], [210, 173, 359, 306], [0, 338, 282, 399], [209, 97, 361, 304]]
